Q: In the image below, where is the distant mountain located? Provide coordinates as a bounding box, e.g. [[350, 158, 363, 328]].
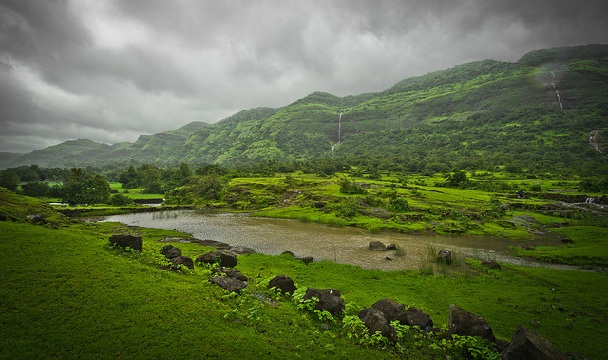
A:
[[3, 45, 607, 174]]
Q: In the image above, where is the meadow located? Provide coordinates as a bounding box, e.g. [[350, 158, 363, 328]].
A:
[[1, 182, 607, 358]]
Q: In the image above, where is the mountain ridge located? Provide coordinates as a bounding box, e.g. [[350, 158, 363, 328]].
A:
[[2, 44, 607, 173]]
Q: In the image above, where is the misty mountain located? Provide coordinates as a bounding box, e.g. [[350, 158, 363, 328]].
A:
[[3, 44, 607, 174]]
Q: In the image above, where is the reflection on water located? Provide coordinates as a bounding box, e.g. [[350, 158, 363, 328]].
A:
[[103, 210, 572, 271]]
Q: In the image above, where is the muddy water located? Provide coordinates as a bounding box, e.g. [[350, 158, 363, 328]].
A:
[[103, 210, 571, 271]]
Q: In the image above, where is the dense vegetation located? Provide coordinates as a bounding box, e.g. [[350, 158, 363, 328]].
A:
[[2, 45, 607, 176]]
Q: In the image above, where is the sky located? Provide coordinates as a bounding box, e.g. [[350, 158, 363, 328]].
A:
[[1, 0, 607, 153]]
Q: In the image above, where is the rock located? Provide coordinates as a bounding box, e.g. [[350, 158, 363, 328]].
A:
[[501, 325, 568, 360], [437, 250, 453, 265], [196, 250, 238, 268], [299, 256, 314, 264], [281, 251, 296, 257], [406, 307, 434, 330], [303, 288, 345, 316], [448, 304, 496, 343], [268, 275, 297, 295], [109, 234, 143, 252], [27, 214, 48, 224], [216, 267, 248, 281], [358, 308, 397, 343], [229, 246, 256, 255], [0, 212, 7, 221], [370, 298, 408, 324], [190, 239, 231, 249], [160, 245, 182, 259], [481, 260, 501, 269], [386, 243, 397, 250], [368, 241, 387, 251], [209, 276, 247, 293], [170, 256, 194, 270]]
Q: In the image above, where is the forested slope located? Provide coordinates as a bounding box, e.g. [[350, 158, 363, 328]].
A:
[[3, 44, 607, 174]]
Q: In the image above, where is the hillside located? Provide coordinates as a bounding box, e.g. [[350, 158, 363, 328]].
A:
[[3, 44, 607, 173]]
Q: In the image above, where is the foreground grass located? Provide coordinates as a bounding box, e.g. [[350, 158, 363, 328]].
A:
[[1, 217, 607, 358]]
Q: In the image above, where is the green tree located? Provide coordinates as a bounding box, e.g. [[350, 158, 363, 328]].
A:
[[62, 169, 110, 206], [0, 169, 20, 191], [193, 174, 226, 200]]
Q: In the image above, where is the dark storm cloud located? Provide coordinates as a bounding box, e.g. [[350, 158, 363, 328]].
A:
[[1, 0, 607, 153]]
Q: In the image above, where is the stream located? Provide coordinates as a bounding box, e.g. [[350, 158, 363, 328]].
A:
[[102, 210, 577, 271]]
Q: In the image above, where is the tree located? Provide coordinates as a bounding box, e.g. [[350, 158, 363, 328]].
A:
[[0, 169, 19, 191], [62, 169, 110, 206]]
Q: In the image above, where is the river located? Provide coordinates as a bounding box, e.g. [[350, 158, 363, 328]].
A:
[[102, 210, 573, 271]]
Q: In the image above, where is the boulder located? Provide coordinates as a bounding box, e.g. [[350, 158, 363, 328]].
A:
[[196, 250, 238, 268], [299, 256, 314, 264], [109, 234, 142, 252], [368, 241, 387, 251], [160, 245, 182, 259], [406, 307, 434, 330], [370, 298, 408, 324], [229, 246, 256, 255], [281, 251, 296, 257], [386, 243, 397, 250], [448, 304, 495, 342], [209, 276, 248, 293], [501, 325, 568, 360], [358, 308, 397, 343], [268, 275, 297, 295], [437, 250, 453, 265], [303, 288, 344, 315], [481, 259, 502, 269], [217, 267, 248, 281], [170, 256, 194, 270]]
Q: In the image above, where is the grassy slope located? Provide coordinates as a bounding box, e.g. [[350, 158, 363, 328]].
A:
[[1, 189, 607, 358]]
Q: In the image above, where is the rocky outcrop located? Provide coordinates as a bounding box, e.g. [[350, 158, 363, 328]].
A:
[[170, 256, 194, 270], [358, 308, 397, 342], [109, 234, 142, 252], [209, 276, 247, 293], [196, 250, 238, 268], [161, 244, 181, 259], [303, 288, 344, 315], [268, 275, 297, 295], [501, 325, 568, 360], [448, 304, 495, 342], [368, 241, 387, 251]]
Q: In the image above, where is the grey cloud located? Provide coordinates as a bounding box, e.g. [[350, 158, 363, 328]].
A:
[[1, 0, 607, 153]]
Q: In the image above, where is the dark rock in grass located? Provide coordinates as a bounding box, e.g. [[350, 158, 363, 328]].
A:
[[368, 241, 387, 251], [161, 244, 182, 259], [299, 256, 314, 264], [268, 275, 297, 295], [370, 298, 408, 324], [358, 308, 397, 343], [27, 214, 47, 225], [448, 304, 496, 343], [209, 276, 247, 293], [481, 259, 502, 269], [406, 307, 434, 331], [217, 267, 248, 281], [170, 256, 194, 270], [191, 239, 231, 249], [109, 234, 142, 252], [0, 212, 6, 221], [196, 250, 238, 268], [501, 325, 568, 360], [303, 288, 344, 316], [386, 243, 397, 250], [281, 251, 296, 257], [229, 246, 256, 255], [437, 250, 453, 265]]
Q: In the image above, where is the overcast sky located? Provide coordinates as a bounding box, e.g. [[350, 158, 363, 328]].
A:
[[1, 0, 607, 153]]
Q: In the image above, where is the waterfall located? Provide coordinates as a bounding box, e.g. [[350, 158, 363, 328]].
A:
[[338, 113, 342, 143], [550, 71, 564, 110]]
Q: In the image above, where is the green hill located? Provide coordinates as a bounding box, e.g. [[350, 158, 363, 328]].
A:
[[4, 44, 607, 173]]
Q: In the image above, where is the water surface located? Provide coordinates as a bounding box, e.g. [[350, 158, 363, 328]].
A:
[[103, 210, 570, 271]]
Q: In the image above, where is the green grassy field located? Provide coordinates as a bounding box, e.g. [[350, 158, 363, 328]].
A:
[[1, 188, 607, 358]]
